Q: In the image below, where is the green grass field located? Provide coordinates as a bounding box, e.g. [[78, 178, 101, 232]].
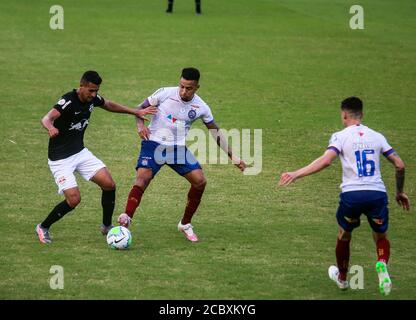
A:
[[0, 0, 415, 300]]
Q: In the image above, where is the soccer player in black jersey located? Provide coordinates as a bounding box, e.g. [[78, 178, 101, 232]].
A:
[[35, 71, 157, 244]]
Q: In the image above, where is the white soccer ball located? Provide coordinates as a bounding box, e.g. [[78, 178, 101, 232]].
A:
[[106, 226, 132, 250]]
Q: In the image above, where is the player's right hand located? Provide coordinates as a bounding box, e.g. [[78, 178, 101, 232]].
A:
[[138, 126, 151, 140], [396, 192, 410, 211], [48, 127, 59, 138], [278, 172, 296, 187]]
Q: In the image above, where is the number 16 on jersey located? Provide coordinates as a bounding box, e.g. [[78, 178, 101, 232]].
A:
[[355, 149, 375, 177]]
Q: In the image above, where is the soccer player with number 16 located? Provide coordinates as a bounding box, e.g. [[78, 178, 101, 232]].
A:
[[279, 97, 410, 295]]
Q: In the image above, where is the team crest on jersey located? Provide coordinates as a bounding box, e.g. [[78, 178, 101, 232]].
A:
[[141, 156, 152, 166], [89, 104, 94, 112], [57, 99, 66, 105], [188, 109, 197, 119]]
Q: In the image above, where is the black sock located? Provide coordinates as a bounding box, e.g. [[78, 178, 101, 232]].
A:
[[196, 0, 201, 13], [41, 200, 74, 229], [167, 0, 173, 11], [102, 189, 115, 226]]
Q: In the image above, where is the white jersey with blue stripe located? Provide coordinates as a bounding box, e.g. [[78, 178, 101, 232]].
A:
[[146, 87, 214, 146], [328, 124, 394, 193]]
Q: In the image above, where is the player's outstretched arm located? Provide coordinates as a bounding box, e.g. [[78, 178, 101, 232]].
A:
[[135, 99, 158, 140], [205, 121, 246, 172], [102, 100, 157, 120], [279, 149, 338, 187], [41, 108, 61, 138], [387, 152, 410, 210], [137, 105, 157, 119]]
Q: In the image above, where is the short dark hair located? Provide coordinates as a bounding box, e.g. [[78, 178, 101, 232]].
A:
[[181, 67, 200, 82], [80, 70, 102, 85], [341, 96, 363, 118]]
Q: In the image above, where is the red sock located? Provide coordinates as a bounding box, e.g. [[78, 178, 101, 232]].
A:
[[336, 238, 350, 281], [124, 185, 144, 218], [181, 186, 204, 225], [376, 238, 390, 264]]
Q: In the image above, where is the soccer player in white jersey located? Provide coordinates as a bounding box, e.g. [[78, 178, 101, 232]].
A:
[[279, 97, 410, 295], [118, 67, 246, 242]]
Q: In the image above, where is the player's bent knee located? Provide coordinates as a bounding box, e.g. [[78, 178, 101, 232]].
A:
[[103, 180, 116, 191], [67, 195, 81, 208], [136, 177, 151, 190], [194, 178, 207, 190], [63, 188, 81, 208], [135, 173, 153, 190]]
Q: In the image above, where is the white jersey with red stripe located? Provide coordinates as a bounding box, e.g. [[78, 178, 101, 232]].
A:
[[328, 124, 394, 193], [146, 87, 214, 146]]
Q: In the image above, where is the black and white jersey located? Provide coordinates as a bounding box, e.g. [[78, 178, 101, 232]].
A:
[[48, 89, 105, 161]]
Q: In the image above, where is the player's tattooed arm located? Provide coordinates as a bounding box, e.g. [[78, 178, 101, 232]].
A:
[[387, 152, 405, 192], [387, 152, 410, 210], [396, 167, 405, 193]]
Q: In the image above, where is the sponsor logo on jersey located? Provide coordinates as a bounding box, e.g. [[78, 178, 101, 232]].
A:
[[63, 101, 72, 109], [89, 104, 94, 112], [188, 109, 197, 120], [167, 114, 186, 126], [167, 114, 177, 123], [69, 119, 89, 131], [57, 100, 72, 110]]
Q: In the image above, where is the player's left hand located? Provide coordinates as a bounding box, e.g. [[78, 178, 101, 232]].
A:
[[396, 192, 410, 211], [279, 172, 297, 186]]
